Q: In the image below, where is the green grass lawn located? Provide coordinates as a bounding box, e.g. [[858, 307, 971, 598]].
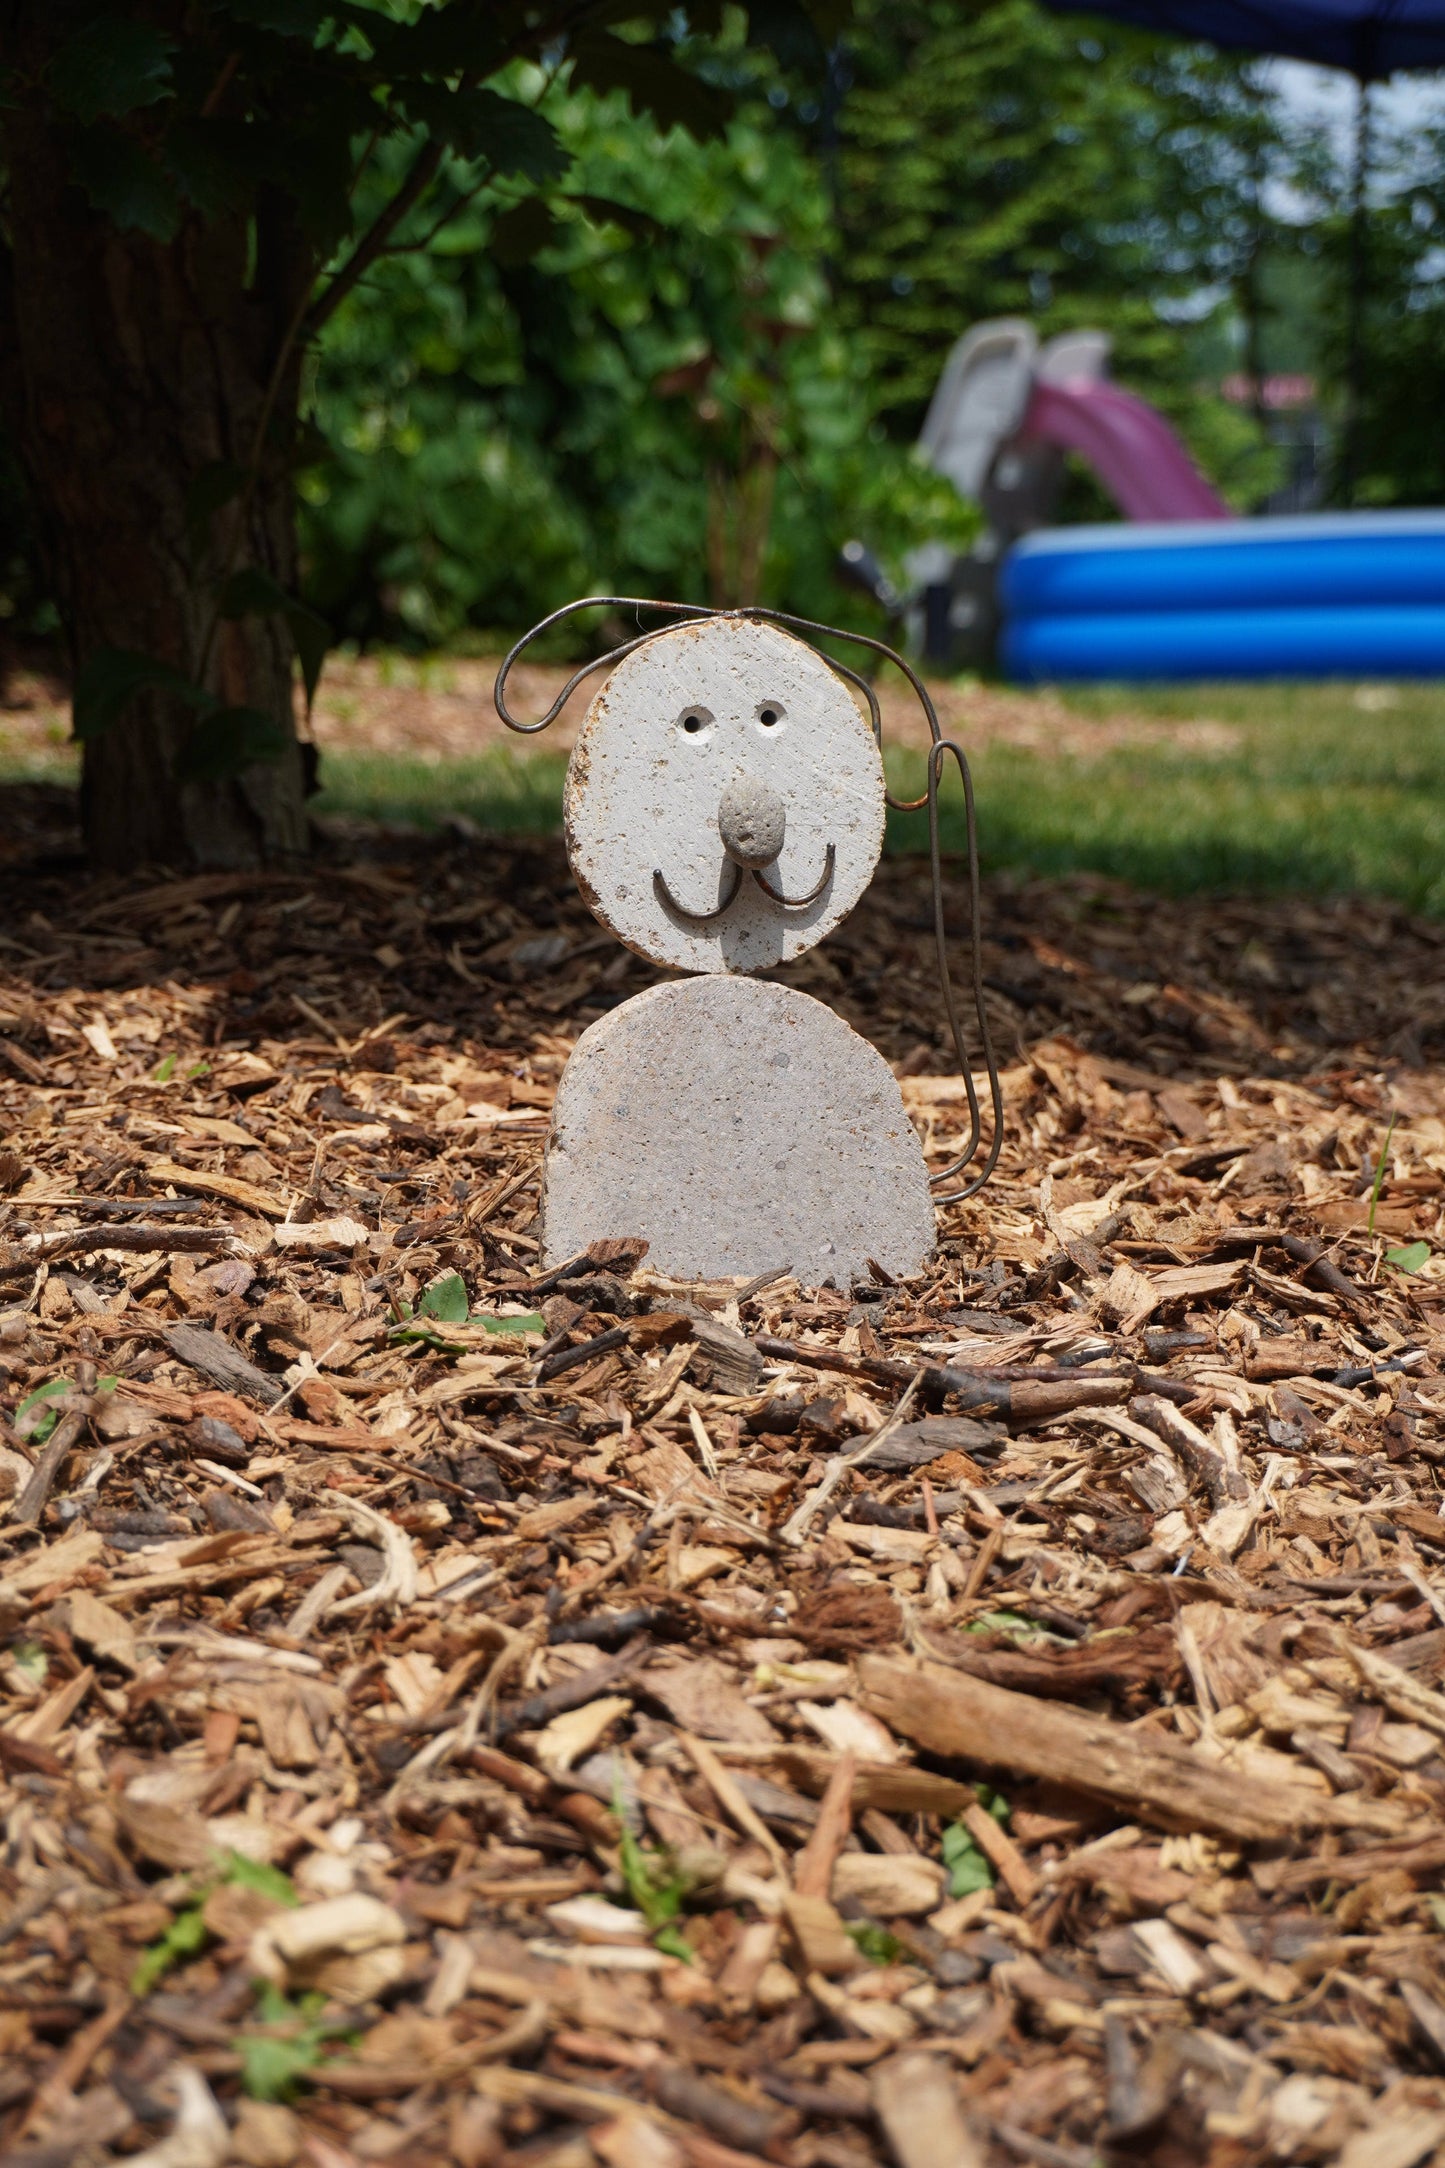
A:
[[313, 678, 1445, 915], [319, 748, 573, 839]]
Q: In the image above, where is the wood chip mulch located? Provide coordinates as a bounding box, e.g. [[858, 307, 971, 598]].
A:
[[3, 808, 1445, 2168]]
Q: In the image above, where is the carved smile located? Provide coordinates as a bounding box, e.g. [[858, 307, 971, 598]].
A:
[[653, 845, 837, 926]]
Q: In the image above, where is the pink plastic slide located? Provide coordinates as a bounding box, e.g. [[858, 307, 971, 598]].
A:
[[1021, 377, 1230, 523]]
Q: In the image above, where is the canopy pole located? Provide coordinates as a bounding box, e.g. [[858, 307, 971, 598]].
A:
[[1341, 71, 1372, 505]]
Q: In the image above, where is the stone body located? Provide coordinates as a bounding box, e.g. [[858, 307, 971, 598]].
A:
[[541, 976, 935, 1284], [563, 617, 885, 976]]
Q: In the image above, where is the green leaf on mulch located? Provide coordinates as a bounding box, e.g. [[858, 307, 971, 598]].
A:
[[417, 1271, 469, 1323]]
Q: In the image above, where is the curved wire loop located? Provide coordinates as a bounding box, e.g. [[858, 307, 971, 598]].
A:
[[494, 595, 889, 749], [654, 861, 743, 925], [752, 842, 835, 908], [494, 595, 1001, 1201], [926, 738, 1004, 1203], [494, 597, 713, 734]]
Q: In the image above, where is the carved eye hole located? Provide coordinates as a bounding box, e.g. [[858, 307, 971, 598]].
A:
[[677, 707, 714, 738], [757, 702, 784, 730]]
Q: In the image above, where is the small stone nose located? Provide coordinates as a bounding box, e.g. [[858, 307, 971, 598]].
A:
[[717, 776, 786, 869]]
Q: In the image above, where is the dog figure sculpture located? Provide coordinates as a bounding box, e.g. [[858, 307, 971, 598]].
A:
[[495, 606, 999, 1287]]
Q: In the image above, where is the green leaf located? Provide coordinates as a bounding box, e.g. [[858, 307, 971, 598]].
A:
[[490, 199, 558, 267], [618, 1822, 684, 1930], [163, 119, 263, 224], [216, 1850, 298, 1906], [403, 85, 567, 184], [74, 648, 213, 742], [568, 33, 731, 140], [152, 1052, 177, 1083], [237, 2029, 324, 2103], [237, 1984, 339, 2102], [475, 94, 568, 182], [1387, 1241, 1431, 1274], [846, 1921, 903, 1965], [131, 1849, 295, 1999], [360, 3, 513, 80], [390, 1305, 542, 1350], [49, 21, 174, 124], [563, 191, 664, 243], [69, 127, 183, 241], [941, 1820, 995, 1898], [176, 707, 290, 783], [219, 567, 331, 713], [417, 1271, 469, 1324], [14, 1377, 71, 1445], [130, 1902, 209, 1997]]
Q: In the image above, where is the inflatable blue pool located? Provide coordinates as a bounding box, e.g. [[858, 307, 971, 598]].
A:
[[999, 511, 1445, 682]]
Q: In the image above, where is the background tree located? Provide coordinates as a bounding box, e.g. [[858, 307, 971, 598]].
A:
[[303, 43, 972, 648], [1285, 93, 1445, 506], [8, 0, 1436, 865], [0, 0, 836, 872], [831, 0, 1283, 505]]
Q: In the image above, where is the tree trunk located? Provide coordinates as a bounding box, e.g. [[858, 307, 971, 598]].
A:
[[0, 100, 312, 871]]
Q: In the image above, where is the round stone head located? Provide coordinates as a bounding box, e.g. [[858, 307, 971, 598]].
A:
[[563, 617, 886, 973]]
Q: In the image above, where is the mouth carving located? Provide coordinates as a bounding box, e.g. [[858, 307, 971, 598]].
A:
[[753, 843, 836, 907], [653, 860, 743, 924], [653, 844, 837, 926]]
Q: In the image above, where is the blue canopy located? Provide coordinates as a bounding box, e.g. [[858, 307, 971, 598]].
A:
[[1043, 2, 1445, 76]]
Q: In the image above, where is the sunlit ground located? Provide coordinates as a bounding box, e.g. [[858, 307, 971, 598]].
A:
[[6, 655, 1445, 912]]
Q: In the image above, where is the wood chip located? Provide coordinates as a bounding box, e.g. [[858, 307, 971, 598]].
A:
[[856, 1655, 1407, 1842]]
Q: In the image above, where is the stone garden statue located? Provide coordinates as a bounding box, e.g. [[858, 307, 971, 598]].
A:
[[495, 602, 1000, 1287]]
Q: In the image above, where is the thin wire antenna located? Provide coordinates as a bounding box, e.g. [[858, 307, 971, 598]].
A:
[[926, 737, 1004, 1203], [493, 597, 711, 733], [492, 596, 1002, 1199]]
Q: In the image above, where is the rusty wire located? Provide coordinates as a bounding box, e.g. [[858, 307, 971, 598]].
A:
[[494, 597, 1002, 1203]]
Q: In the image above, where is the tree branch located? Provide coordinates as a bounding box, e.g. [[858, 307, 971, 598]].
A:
[[394, 167, 520, 261], [301, 0, 605, 345], [300, 128, 447, 345]]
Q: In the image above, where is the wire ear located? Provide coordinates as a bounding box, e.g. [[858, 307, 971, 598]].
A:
[[492, 596, 713, 733], [731, 604, 939, 769]]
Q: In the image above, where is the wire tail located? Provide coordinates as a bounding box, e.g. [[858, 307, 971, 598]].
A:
[[926, 738, 1003, 1204]]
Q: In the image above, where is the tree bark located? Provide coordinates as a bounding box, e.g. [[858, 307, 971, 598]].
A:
[[0, 95, 312, 871]]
